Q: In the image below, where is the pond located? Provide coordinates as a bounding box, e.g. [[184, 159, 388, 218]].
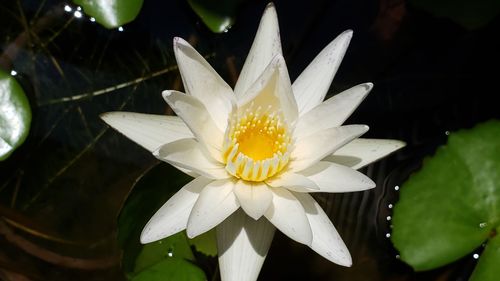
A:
[[1, 0, 499, 280]]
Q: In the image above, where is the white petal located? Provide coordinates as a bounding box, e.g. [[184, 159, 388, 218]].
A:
[[294, 193, 352, 266], [154, 138, 229, 179], [326, 138, 406, 170], [290, 125, 369, 172], [294, 83, 372, 139], [173, 37, 235, 131], [217, 210, 275, 281], [234, 3, 282, 98], [300, 161, 375, 193], [162, 90, 224, 162], [100, 112, 192, 152], [187, 179, 240, 238], [140, 176, 211, 244], [264, 187, 312, 245], [238, 55, 298, 124], [233, 181, 273, 220], [292, 30, 353, 115], [265, 171, 319, 192]]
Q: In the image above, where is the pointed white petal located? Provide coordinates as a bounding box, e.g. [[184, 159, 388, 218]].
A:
[[266, 171, 319, 192], [264, 187, 312, 245], [217, 210, 275, 281], [294, 193, 352, 266], [292, 30, 353, 115], [233, 181, 273, 220], [300, 161, 375, 193], [162, 90, 224, 162], [238, 55, 298, 124], [234, 3, 282, 98], [154, 138, 229, 179], [326, 138, 406, 170], [140, 177, 211, 244], [100, 112, 192, 152], [294, 83, 372, 139], [173, 37, 235, 131], [187, 179, 240, 238], [290, 125, 369, 172]]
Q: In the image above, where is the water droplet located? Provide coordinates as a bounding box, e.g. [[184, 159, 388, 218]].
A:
[[385, 233, 391, 238], [388, 203, 393, 209], [77, 6, 82, 11], [479, 222, 487, 228], [74, 11, 82, 18], [64, 5, 72, 12], [473, 253, 479, 259], [118, 26, 124, 32], [90, 17, 96, 22], [386, 216, 392, 221], [395, 254, 400, 259], [394, 185, 400, 191], [10, 70, 17, 76], [167, 247, 174, 257]]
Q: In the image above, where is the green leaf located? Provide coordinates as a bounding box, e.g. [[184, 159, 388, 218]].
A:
[[73, 0, 144, 29], [469, 228, 500, 281], [117, 162, 192, 274], [134, 232, 195, 273], [187, 0, 244, 33], [410, 0, 500, 30], [189, 228, 217, 257], [132, 258, 206, 281], [391, 120, 500, 272], [0, 69, 31, 161]]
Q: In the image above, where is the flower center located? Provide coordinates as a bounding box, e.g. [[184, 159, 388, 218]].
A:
[[223, 105, 292, 182]]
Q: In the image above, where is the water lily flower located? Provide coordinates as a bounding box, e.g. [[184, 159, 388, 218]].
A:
[[101, 3, 405, 281]]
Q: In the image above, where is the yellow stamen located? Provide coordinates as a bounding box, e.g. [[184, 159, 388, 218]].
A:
[[223, 105, 292, 182]]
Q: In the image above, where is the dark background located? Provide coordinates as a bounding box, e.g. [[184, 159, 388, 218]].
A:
[[0, 0, 499, 280]]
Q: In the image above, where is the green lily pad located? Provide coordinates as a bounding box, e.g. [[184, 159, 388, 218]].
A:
[[117, 162, 192, 275], [132, 257, 206, 281], [73, 0, 144, 29], [410, 0, 500, 30], [0, 70, 31, 161], [134, 232, 195, 273], [189, 228, 217, 257], [187, 0, 244, 33], [392, 120, 500, 279]]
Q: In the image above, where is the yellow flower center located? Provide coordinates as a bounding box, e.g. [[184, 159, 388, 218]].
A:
[[223, 105, 292, 182]]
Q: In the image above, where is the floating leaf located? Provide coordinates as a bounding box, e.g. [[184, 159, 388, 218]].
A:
[[410, 0, 500, 30], [187, 0, 244, 33], [0, 69, 31, 161], [189, 228, 217, 257], [73, 0, 144, 29], [469, 232, 500, 281], [132, 258, 206, 281], [134, 232, 195, 273], [117, 162, 192, 274], [392, 120, 500, 280]]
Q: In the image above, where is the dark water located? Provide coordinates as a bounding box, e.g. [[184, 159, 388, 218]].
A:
[[0, 0, 499, 280]]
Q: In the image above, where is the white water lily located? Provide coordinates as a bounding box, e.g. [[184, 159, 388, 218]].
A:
[[101, 3, 405, 281]]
